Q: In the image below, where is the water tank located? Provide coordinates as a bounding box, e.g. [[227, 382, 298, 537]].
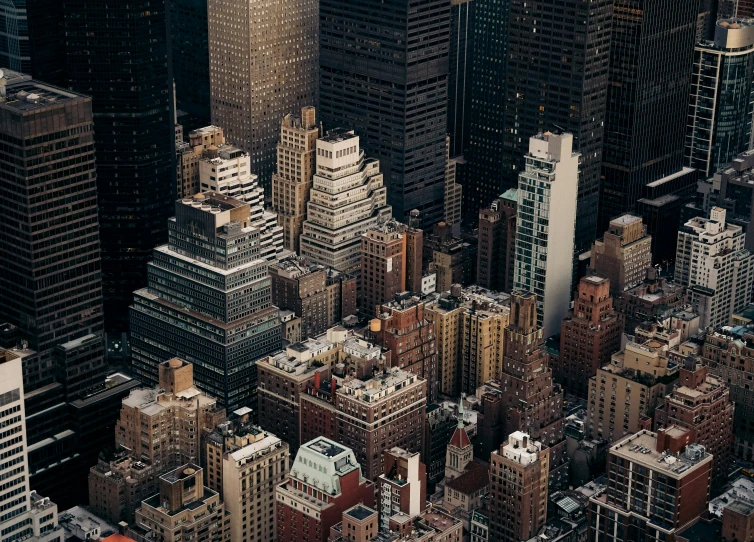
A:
[[370, 319, 381, 333]]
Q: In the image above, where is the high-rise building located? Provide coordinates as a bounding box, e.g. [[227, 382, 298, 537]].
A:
[[0, 349, 65, 542], [276, 438, 375, 542], [444, 137, 464, 227], [64, 0, 174, 333], [424, 403, 460, 489], [271, 107, 319, 253], [169, 0, 211, 131], [676, 207, 754, 328], [556, 276, 624, 398], [176, 125, 225, 199], [705, 150, 754, 253], [477, 190, 517, 293], [375, 296, 438, 402], [686, 19, 754, 178], [598, 0, 698, 231], [319, 0, 450, 227], [488, 432, 550, 542], [300, 129, 392, 274], [513, 133, 579, 336], [377, 448, 427, 530], [589, 429, 711, 542], [615, 269, 686, 332], [360, 222, 423, 315], [448, 0, 474, 159], [269, 256, 332, 339], [207, 0, 318, 190], [130, 193, 282, 413], [503, 0, 612, 253], [590, 215, 653, 297], [655, 356, 734, 488]]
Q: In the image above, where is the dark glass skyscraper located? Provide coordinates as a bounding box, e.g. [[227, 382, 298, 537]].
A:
[[448, 0, 475, 159], [503, 0, 613, 253], [598, 0, 700, 231], [319, 0, 451, 227], [169, 0, 211, 132], [64, 0, 174, 334]]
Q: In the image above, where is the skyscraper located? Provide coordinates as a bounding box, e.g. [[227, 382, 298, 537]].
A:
[[208, 0, 318, 190], [477, 190, 517, 293], [64, 0, 174, 334], [130, 193, 282, 413], [319, 0, 451, 226], [503, 0, 612, 253], [598, 0, 699, 230], [686, 18, 754, 178], [448, 0, 475, 158]]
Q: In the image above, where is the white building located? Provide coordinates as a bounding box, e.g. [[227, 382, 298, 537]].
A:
[[0, 348, 64, 542], [300, 128, 392, 273], [676, 207, 754, 328], [513, 132, 579, 337]]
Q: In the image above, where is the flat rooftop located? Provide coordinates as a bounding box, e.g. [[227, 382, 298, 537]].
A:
[[1, 72, 85, 112], [306, 438, 346, 458], [610, 214, 642, 226], [320, 128, 357, 143], [346, 505, 376, 521], [182, 191, 246, 211], [611, 431, 711, 478]]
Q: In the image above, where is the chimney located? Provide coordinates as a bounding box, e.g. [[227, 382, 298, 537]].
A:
[[314, 371, 321, 391]]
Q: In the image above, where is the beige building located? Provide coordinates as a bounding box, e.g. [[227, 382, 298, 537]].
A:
[[445, 136, 463, 228], [207, 0, 318, 189], [89, 451, 157, 524], [586, 340, 678, 443], [591, 214, 653, 296], [176, 125, 225, 198], [131, 464, 229, 542], [205, 419, 289, 542], [272, 107, 319, 252]]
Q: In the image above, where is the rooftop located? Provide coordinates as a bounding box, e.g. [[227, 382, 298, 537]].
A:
[[306, 438, 346, 458], [610, 430, 711, 478], [0, 71, 85, 113], [709, 476, 754, 517], [610, 214, 642, 226], [345, 505, 376, 522], [445, 462, 490, 494], [320, 128, 357, 143]]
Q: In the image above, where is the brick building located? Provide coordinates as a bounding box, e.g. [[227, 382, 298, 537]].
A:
[[269, 256, 332, 339], [377, 448, 427, 530], [614, 268, 685, 333], [476, 189, 517, 293], [590, 214, 652, 296]]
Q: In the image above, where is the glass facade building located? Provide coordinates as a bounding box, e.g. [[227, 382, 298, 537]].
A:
[[319, 0, 450, 227], [448, 0, 474, 159], [686, 18, 754, 178]]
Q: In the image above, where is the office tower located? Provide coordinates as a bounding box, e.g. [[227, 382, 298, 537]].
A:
[[477, 190, 517, 293], [504, 0, 612, 253], [635, 194, 689, 264], [676, 207, 754, 328], [598, 0, 699, 231], [424, 296, 465, 397], [704, 149, 754, 253], [207, 0, 317, 191], [319, 0, 450, 227], [360, 222, 423, 315], [374, 296, 438, 402], [590, 215, 653, 297], [444, 137, 464, 227], [589, 429, 711, 541], [586, 340, 676, 443], [300, 129, 392, 274], [0, 0, 64, 85], [557, 276, 623, 398], [488, 432, 549, 542], [0, 349, 64, 542], [205, 422, 289, 542], [377, 448, 427, 530], [513, 133, 579, 336], [198, 145, 261, 202], [432, 235, 475, 291], [687, 19, 754, 178], [269, 256, 332, 339], [0, 72, 104, 391], [130, 193, 282, 413], [276, 438, 375, 542], [271, 107, 319, 253], [448, 0, 474, 158], [169, 0, 211, 131], [500, 292, 566, 485], [131, 465, 228, 542], [655, 356, 733, 487], [176, 126, 225, 199], [64, 0, 174, 333]]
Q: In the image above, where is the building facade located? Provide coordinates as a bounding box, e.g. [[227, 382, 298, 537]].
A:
[[269, 256, 332, 339], [476, 190, 517, 293], [590, 215, 653, 297]]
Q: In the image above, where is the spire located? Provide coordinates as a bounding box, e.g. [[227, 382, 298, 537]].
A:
[[457, 394, 465, 429]]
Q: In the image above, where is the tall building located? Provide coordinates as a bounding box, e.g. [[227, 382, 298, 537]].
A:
[[707, 149, 754, 253], [0, 349, 64, 542], [169, 0, 211, 131], [503, 0, 612, 253], [448, 0, 474, 158], [269, 256, 332, 339], [276, 438, 375, 542], [319, 0, 450, 226], [375, 295, 438, 402], [477, 190, 517, 293], [676, 207, 754, 328], [655, 356, 734, 488], [130, 193, 282, 413], [488, 432, 549, 542], [512, 133, 579, 336], [64, 0, 174, 333], [271, 107, 319, 253], [590, 214, 653, 297], [444, 138, 464, 227], [360, 221, 423, 315], [300, 129, 392, 274], [207, 0, 318, 190], [589, 429, 711, 541], [556, 276, 623, 398], [615, 269, 686, 332], [598, 0, 699, 231], [686, 19, 754, 178], [176, 125, 225, 199], [377, 448, 427, 530]]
